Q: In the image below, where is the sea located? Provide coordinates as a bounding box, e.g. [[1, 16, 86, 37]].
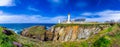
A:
[[0, 23, 56, 34]]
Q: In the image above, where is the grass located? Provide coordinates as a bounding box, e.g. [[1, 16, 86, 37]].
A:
[[0, 27, 44, 47], [0, 24, 120, 47], [107, 24, 120, 47], [55, 23, 110, 28], [0, 27, 16, 47], [90, 24, 119, 47], [26, 26, 46, 35]]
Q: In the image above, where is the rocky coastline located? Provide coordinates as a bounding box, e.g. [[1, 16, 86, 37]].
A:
[[0, 24, 120, 47]]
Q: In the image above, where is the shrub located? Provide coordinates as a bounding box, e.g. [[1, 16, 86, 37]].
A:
[[93, 36, 111, 47]]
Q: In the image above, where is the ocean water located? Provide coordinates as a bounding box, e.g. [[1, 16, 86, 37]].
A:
[[0, 23, 56, 34]]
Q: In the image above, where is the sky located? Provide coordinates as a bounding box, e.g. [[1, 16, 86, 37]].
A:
[[0, 0, 120, 23]]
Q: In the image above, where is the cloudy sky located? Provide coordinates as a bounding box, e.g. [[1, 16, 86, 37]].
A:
[[0, 0, 120, 23]]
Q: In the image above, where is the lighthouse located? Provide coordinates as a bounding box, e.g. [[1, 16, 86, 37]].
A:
[[58, 19, 61, 23], [67, 13, 71, 23]]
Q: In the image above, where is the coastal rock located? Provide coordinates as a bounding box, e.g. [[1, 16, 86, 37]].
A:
[[49, 24, 111, 41], [2, 30, 14, 35], [21, 26, 46, 41], [21, 24, 111, 42], [44, 31, 53, 41]]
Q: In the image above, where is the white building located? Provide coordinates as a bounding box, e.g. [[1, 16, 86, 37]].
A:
[[58, 19, 61, 23], [59, 13, 86, 24], [72, 18, 86, 24], [66, 13, 71, 23]]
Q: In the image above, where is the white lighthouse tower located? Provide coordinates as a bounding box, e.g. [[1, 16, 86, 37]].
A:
[[66, 13, 71, 23], [58, 19, 61, 23]]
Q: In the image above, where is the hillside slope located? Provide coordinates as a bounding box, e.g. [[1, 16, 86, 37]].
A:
[[0, 24, 120, 47]]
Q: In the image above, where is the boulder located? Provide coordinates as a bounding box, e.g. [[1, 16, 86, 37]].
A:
[[44, 31, 53, 41], [13, 41, 22, 47], [2, 30, 13, 35], [21, 26, 46, 41]]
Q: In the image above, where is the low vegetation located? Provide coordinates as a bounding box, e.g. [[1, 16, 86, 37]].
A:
[[0, 24, 120, 47], [0, 27, 16, 47]]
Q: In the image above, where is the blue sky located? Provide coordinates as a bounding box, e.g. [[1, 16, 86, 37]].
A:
[[0, 0, 120, 23]]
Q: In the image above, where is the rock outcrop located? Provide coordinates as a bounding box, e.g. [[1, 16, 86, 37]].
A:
[[21, 26, 46, 41], [1, 24, 120, 47], [48, 24, 110, 41], [21, 24, 111, 42]]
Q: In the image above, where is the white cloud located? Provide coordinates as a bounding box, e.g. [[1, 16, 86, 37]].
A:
[[0, 15, 40, 23], [0, 11, 3, 14], [50, 16, 66, 22], [0, 11, 66, 23], [80, 10, 120, 22], [0, 0, 15, 6], [81, 12, 93, 16], [1, 10, 120, 23], [27, 6, 39, 12]]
